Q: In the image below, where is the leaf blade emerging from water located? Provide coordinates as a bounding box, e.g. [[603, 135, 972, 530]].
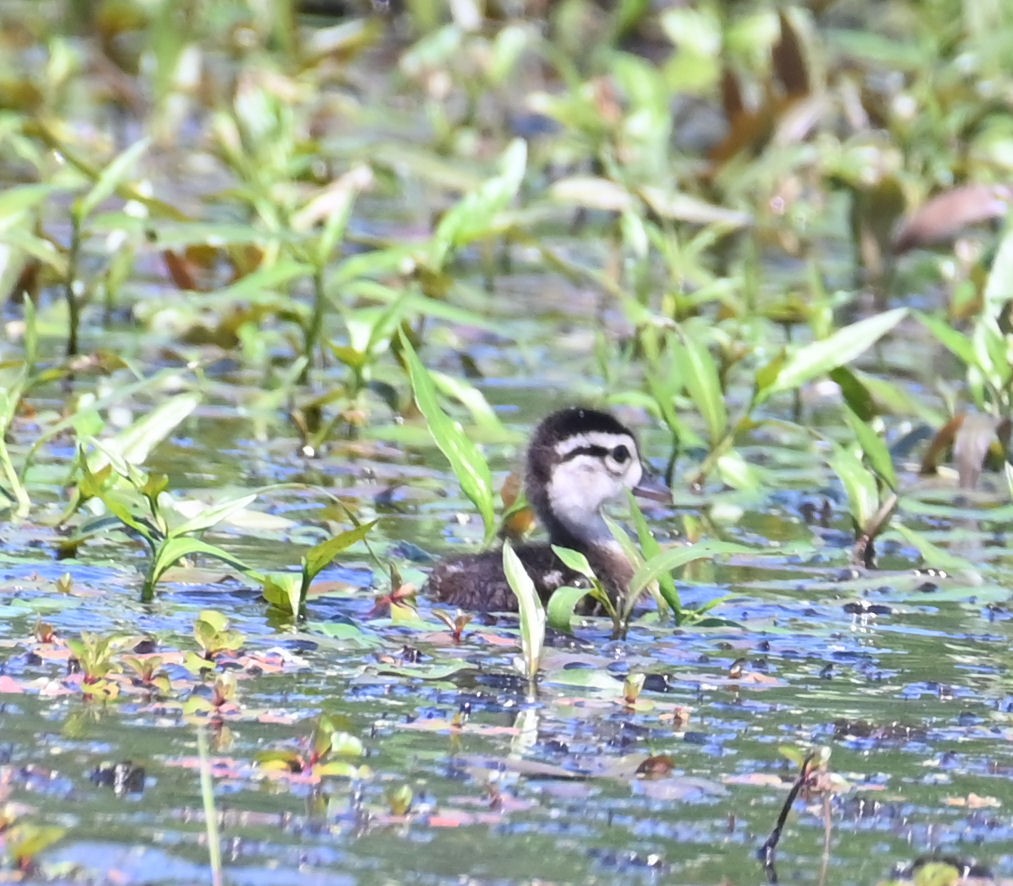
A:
[[546, 586, 594, 632], [400, 331, 496, 543], [303, 520, 379, 583], [503, 540, 544, 683]]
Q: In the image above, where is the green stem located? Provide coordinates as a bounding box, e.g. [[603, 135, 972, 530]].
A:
[[300, 266, 327, 384], [0, 438, 30, 517], [66, 215, 82, 357]]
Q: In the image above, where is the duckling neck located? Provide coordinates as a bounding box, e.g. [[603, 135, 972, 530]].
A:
[[541, 510, 634, 597]]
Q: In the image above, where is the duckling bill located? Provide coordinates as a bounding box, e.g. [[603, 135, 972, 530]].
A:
[[427, 407, 667, 612]]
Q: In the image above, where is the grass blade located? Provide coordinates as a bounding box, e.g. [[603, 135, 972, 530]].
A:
[[400, 331, 497, 543]]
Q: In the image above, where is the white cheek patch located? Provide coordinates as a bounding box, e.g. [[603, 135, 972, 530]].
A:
[[546, 455, 640, 540]]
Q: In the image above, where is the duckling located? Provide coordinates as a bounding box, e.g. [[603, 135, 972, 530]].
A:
[[427, 406, 667, 611]]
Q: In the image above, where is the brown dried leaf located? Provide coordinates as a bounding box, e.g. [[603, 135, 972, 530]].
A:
[[893, 184, 1013, 254], [773, 10, 810, 98]]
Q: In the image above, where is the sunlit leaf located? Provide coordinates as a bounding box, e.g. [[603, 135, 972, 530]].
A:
[[503, 540, 544, 682], [828, 442, 879, 530], [261, 572, 303, 615], [629, 541, 753, 598], [430, 138, 527, 268], [842, 408, 897, 490], [550, 545, 595, 579], [756, 308, 907, 402], [74, 137, 150, 221], [152, 537, 250, 587], [0, 183, 59, 226], [87, 393, 200, 472], [546, 585, 593, 632], [400, 331, 496, 542], [170, 493, 259, 538], [303, 520, 379, 583], [671, 330, 727, 445], [983, 226, 1013, 314]]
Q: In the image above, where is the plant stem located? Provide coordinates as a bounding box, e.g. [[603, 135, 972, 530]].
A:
[[197, 727, 224, 886], [300, 266, 327, 384], [66, 215, 82, 357]]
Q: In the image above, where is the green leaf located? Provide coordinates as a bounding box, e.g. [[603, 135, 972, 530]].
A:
[[828, 367, 874, 421], [503, 540, 544, 682], [629, 541, 753, 598], [400, 331, 496, 542], [624, 493, 678, 614], [550, 545, 595, 579], [74, 137, 150, 221], [87, 392, 200, 473], [196, 609, 229, 634], [170, 493, 259, 538], [672, 329, 727, 445], [430, 138, 527, 268], [261, 572, 303, 615], [842, 408, 897, 490], [201, 258, 313, 306], [0, 183, 59, 224], [828, 442, 879, 530], [151, 537, 250, 587], [546, 585, 594, 632], [431, 370, 510, 439], [889, 523, 981, 574], [756, 308, 908, 402], [915, 311, 976, 368], [983, 227, 1013, 315], [303, 520, 379, 583]]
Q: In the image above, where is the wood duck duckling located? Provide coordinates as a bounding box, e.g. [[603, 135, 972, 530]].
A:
[[427, 406, 668, 612]]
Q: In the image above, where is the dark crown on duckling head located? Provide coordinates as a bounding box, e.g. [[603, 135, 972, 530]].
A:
[[525, 406, 645, 551]]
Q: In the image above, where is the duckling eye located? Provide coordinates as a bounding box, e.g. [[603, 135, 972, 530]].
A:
[[610, 444, 630, 464]]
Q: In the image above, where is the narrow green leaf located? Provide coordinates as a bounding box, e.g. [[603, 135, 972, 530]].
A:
[[842, 408, 897, 490], [303, 520, 379, 583], [915, 311, 976, 368], [624, 493, 678, 614], [828, 367, 874, 421], [983, 227, 1013, 315], [672, 329, 727, 445], [550, 545, 595, 579], [87, 393, 200, 473], [431, 370, 510, 439], [400, 331, 496, 542], [74, 137, 150, 221], [546, 585, 594, 632], [757, 307, 908, 402], [890, 523, 980, 574], [0, 183, 59, 224], [152, 537, 250, 586], [628, 541, 752, 598], [430, 138, 527, 268], [503, 540, 544, 682], [201, 258, 312, 306], [170, 493, 259, 538], [828, 442, 879, 530]]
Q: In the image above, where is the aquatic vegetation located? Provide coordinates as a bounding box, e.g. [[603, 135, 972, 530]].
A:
[[1, 0, 1013, 882]]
